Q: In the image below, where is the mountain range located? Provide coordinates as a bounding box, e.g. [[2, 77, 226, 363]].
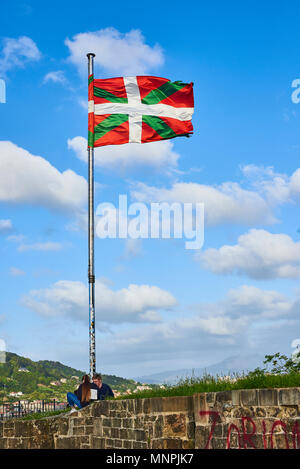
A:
[[135, 354, 264, 384]]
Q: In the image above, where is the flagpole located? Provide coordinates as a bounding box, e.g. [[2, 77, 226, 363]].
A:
[[87, 52, 96, 378]]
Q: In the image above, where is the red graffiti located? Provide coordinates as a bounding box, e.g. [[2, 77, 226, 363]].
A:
[[200, 411, 298, 449], [241, 416, 257, 449], [292, 422, 300, 449]]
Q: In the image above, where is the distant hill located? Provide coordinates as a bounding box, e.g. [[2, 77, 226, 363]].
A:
[[0, 352, 139, 400], [135, 354, 263, 384]]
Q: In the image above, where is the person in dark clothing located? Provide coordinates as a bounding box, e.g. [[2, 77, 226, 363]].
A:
[[67, 374, 99, 411], [92, 373, 114, 400]]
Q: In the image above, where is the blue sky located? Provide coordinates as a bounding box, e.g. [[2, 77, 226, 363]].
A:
[[0, 0, 300, 378]]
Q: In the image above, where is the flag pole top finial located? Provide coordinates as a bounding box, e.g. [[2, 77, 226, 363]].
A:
[[87, 53, 96, 58]]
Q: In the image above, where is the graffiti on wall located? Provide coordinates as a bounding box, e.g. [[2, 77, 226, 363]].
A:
[[199, 411, 300, 449]]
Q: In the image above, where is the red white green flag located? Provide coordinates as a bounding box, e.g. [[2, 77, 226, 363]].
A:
[[88, 75, 194, 147]]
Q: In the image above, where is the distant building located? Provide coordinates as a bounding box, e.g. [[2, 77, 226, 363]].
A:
[[18, 368, 30, 373], [134, 385, 151, 392], [60, 378, 67, 384], [50, 381, 61, 386]]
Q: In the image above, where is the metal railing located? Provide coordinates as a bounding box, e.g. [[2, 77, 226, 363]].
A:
[[0, 400, 67, 420]]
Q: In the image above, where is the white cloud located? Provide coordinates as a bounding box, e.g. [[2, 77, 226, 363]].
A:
[[6, 234, 25, 243], [0, 36, 41, 76], [22, 279, 177, 324], [0, 141, 87, 215], [43, 70, 67, 85], [68, 136, 179, 172], [241, 164, 300, 205], [131, 181, 275, 226], [17, 242, 63, 253], [91, 285, 297, 369], [199, 229, 300, 279], [9, 267, 25, 276], [65, 28, 164, 76], [0, 219, 12, 234], [219, 285, 292, 318]]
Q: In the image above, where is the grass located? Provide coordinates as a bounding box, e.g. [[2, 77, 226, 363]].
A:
[[20, 408, 70, 421], [4, 369, 300, 420], [114, 370, 300, 400]]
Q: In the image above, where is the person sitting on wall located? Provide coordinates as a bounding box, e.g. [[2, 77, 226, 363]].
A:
[[67, 374, 99, 413], [92, 373, 114, 400]]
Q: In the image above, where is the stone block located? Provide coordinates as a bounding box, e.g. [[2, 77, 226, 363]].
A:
[[0, 438, 8, 449], [149, 397, 163, 413], [122, 418, 134, 428], [163, 413, 186, 437], [73, 417, 85, 426], [182, 439, 195, 449], [162, 438, 182, 449], [133, 416, 144, 429], [112, 417, 121, 427], [240, 389, 259, 406], [29, 435, 55, 449], [111, 427, 120, 439], [154, 415, 164, 438], [14, 421, 33, 438], [231, 390, 241, 406], [103, 427, 111, 437], [93, 419, 102, 436], [133, 441, 148, 449], [193, 394, 208, 424], [258, 389, 279, 406], [92, 401, 110, 417], [162, 396, 193, 413], [143, 399, 151, 414], [135, 429, 146, 441], [215, 391, 232, 403], [120, 428, 128, 439], [206, 392, 216, 405], [195, 426, 211, 449], [73, 426, 84, 436], [84, 425, 94, 435], [7, 438, 30, 449], [135, 399, 143, 414], [102, 418, 111, 427], [114, 439, 123, 448], [105, 438, 114, 448], [127, 400, 135, 414], [279, 388, 300, 406], [151, 438, 164, 449], [213, 424, 223, 438], [55, 436, 79, 449], [187, 421, 195, 439], [3, 422, 15, 437], [273, 433, 290, 449], [211, 438, 226, 450], [57, 418, 69, 435], [123, 439, 133, 449]]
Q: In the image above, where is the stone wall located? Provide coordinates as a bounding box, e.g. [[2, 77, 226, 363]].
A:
[[0, 387, 299, 449]]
